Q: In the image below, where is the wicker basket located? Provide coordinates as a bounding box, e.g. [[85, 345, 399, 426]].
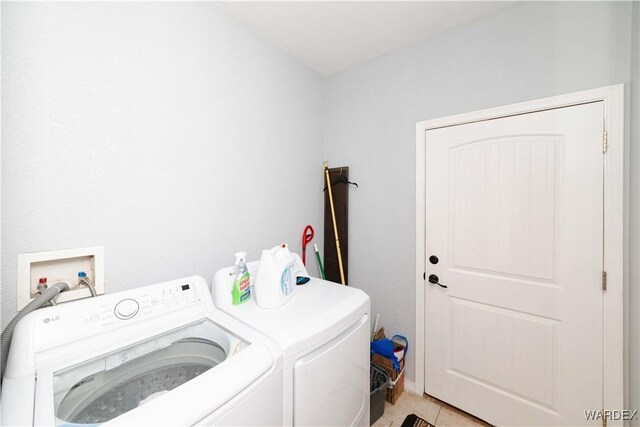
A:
[[372, 354, 405, 404], [384, 367, 405, 404], [372, 354, 404, 381]]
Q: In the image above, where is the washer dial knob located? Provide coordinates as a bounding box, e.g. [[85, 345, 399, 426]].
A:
[[114, 299, 139, 320]]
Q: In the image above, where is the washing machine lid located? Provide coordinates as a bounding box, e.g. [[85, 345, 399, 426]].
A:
[[48, 318, 248, 425], [4, 276, 279, 426], [32, 317, 274, 426], [220, 278, 370, 358]]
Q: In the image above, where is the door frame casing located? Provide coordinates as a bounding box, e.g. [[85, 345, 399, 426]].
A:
[[414, 84, 625, 417]]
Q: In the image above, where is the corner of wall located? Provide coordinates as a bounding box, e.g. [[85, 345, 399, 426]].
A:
[[629, 0, 639, 421]]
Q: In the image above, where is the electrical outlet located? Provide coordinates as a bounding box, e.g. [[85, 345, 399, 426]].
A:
[[17, 246, 104, 310]]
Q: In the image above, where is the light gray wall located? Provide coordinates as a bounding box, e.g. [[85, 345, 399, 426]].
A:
[[3, 0, 638, 412], [631, 1, 640, 421], [0, 1, 3, 355], [1, 2, 324, 328], [323, 0, 636, 398]]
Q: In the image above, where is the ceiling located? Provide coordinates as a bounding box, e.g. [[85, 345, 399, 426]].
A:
[[216, 1, 515, 76]]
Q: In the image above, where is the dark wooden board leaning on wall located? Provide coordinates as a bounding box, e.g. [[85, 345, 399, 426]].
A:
[[324, 167, 349, 285]]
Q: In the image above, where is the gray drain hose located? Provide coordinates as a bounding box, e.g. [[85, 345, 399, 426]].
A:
[[1, 282, 69, 382]]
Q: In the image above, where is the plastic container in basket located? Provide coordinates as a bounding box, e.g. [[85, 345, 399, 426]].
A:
[[370, 364, 391, 425]]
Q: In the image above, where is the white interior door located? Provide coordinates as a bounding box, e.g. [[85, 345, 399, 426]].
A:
[[424, 102, 604, 426]]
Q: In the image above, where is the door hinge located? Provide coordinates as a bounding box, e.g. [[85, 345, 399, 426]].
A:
[[603, 131, 608, 153], [602, 271, 607, 292]]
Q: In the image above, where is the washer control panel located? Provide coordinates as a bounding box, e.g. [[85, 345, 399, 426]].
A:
[[114, 299, 139, 320], [93, 282, 203, 328], [31, 277, 210, 350]]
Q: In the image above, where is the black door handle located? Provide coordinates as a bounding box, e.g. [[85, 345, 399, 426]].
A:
[[428, 274, 448, 289]]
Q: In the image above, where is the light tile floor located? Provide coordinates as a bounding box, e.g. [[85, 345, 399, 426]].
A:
[[372, 392, 491, 427]]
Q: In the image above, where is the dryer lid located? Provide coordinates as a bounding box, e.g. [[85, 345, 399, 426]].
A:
[[219, 278, 370, 358]]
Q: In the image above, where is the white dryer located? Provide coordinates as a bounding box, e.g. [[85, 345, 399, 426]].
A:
[[215, 277, 370, 427], [1, 276, 283, 426]]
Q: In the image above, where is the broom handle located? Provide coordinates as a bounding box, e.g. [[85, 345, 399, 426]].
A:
[[323, 162, 346, 285]]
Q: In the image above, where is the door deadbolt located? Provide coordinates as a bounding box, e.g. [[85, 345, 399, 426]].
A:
[[429, 255, 439, 264]]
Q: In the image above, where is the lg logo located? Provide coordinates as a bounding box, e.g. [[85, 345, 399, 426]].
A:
[[42, 316, 60, 324]]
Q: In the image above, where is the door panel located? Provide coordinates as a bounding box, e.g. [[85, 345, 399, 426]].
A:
[[450, 297, 557, 408], [424, 102, 604, 426], [451, 136, 557, 280]]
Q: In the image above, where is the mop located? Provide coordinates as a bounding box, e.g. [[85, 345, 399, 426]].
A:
[[314, 243, 326, 280], [301, 225, 315, 265]]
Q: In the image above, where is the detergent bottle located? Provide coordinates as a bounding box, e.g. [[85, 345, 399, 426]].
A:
[[232, 252, 251, 304], [254, 244, 296, 309]]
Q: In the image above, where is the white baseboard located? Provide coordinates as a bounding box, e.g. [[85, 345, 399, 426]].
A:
[[404, 378, 418, 394]]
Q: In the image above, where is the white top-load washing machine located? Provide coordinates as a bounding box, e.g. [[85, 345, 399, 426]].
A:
[[1, 276, 283, 426], [214, 276, 371, 427]]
